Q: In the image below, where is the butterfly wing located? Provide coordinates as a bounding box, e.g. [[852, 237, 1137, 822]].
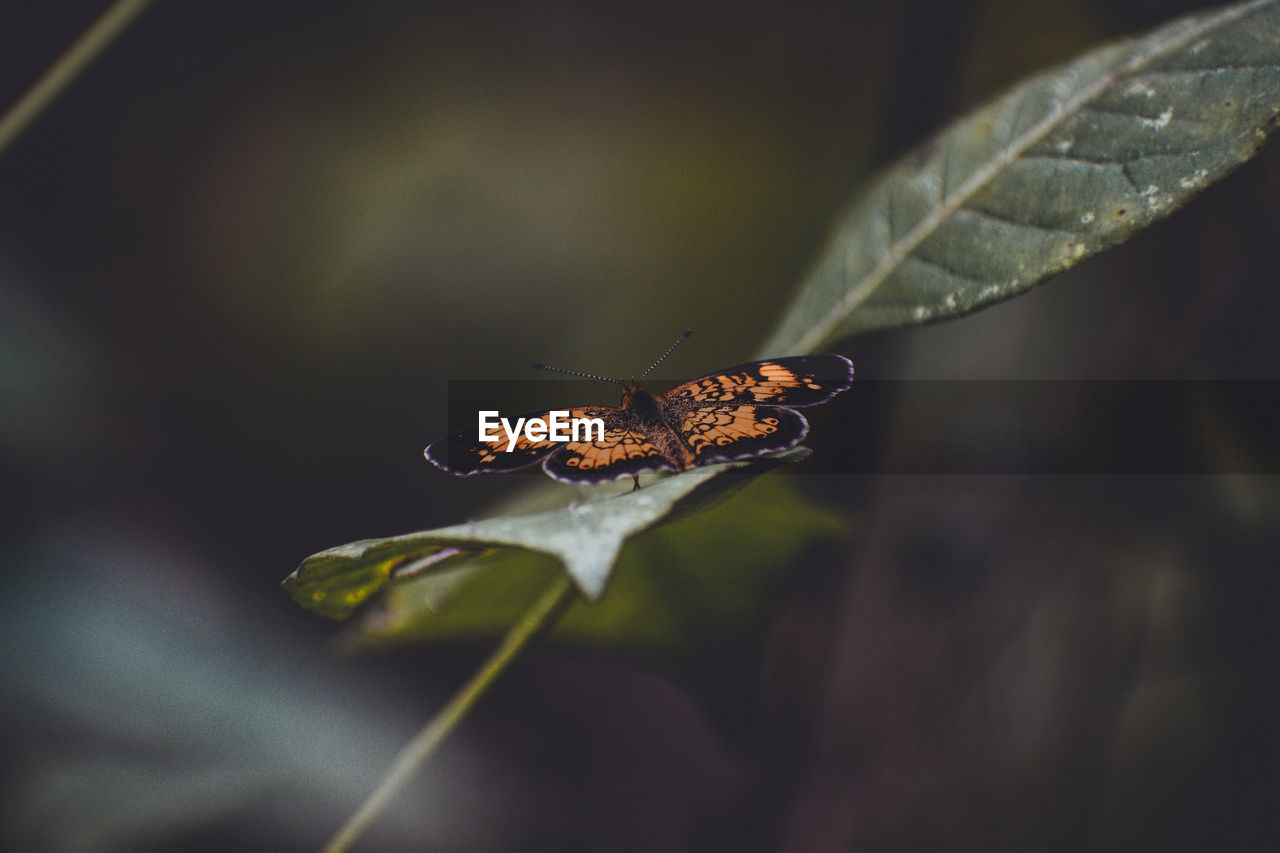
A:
[[426, 355, 852, 480], [425, 406, 613, 476], [679, 404, 809, 465], [664, 354, 853, 407], [542, 425, 675, 484]]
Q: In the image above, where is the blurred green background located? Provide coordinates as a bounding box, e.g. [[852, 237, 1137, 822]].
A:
[[2, 1, 1276, 850]]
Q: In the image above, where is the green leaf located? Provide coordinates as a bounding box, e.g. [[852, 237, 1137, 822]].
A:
[[346, 471, 847, 662], [283, 447, 814, 616], [761, 0, 1280, 356]]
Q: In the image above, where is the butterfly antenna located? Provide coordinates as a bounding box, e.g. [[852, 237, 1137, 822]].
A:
[[638, 329, 692, 380], [531, 361, 625, 387]]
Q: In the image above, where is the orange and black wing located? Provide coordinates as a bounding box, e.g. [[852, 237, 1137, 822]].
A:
[[679, 404, 809, 465], [425, 406, 613, 476], [543, 426, 675, 484], [664, 354, 853, 407]]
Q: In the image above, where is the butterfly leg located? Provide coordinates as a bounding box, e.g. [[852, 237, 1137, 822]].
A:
[[631, 475, 641, 491]]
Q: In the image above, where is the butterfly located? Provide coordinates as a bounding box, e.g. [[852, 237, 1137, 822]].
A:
[[424, 330, 853, 485]]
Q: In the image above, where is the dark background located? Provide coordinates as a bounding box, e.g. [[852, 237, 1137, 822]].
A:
[[2, 1, 1277, 850]]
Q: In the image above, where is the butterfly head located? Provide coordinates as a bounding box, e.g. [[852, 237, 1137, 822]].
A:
[[619, 382, 664, 419]]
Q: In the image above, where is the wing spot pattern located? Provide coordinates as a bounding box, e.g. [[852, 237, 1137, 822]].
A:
[[566, 430, 659, 470], [683, 406, 783, 453]]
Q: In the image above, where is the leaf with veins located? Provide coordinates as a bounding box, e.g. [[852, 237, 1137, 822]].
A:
[[761, 0, 1280, 356]]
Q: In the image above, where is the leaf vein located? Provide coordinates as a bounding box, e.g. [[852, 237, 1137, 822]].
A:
[[1121, 160, 1143, 194], [905, 252, 991, 287], [958, 203, 1078, 236], [1021, 151, 1127, 166]]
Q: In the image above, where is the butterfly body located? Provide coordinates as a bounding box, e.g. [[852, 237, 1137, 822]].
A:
[[426, 350, 853, 485], [613, 383, 697, 471]]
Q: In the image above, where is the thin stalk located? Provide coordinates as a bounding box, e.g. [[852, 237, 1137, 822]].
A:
[[324, 572, 577, 853], [0, 0, 158, 158]]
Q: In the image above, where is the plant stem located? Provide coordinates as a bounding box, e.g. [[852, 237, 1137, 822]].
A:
[[0, 0, 158, 158], [323, 572, 577, 853]]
